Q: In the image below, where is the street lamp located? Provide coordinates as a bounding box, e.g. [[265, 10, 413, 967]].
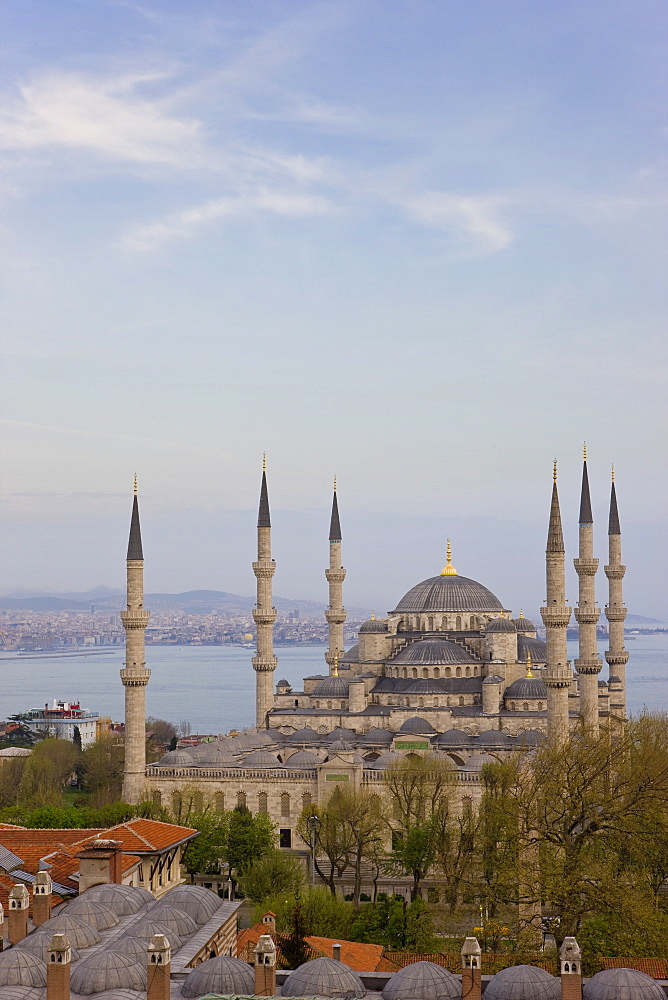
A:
[[307, 814, 321, 887]]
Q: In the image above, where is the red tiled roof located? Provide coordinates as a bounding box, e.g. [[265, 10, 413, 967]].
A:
[[0, 830, 104, 874], [103, 818, 197, 852], [238, 923, 387, 972], [601, 958, 667, 979], [0, 872, 67, 915], [0, 822, 25, 829]]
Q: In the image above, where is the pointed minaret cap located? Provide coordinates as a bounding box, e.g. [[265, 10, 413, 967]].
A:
[[579, 445, 593, 524], [258, 455, 271, 528], [547, 461, 565, 553], [127, 478, 143, 561], [329, 478, 342, 542], [608, 468, 621, 535]]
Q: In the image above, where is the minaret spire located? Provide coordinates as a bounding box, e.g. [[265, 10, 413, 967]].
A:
[[252, 457, 278, 727], [540, 460, 573, 742], [605, 468, 628, 726], [120, 477, 150, 804], [325, 477, 346, 674], [574, 447, 602, 732]]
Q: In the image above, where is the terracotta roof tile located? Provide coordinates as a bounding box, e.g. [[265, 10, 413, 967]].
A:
[[601, 957, 667, 979], [237, 924, 386, 972], [98, 818, 198, 852]]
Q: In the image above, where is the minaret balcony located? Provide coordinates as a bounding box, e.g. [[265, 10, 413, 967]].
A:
[[325, 610, 346, 624], [604, 606, 627, 622], [252, 609, 277, 625], [604, 564, 626, 579], [574, 657, 602, 675], [605, 650, 629, 666], [325, 569, 346, 583], [253, 563, 276, 579], [252, 655, 278, 672], [543, 665, 572, 688], [120, 611, 150, 629], [574, 608, 600, 625], [573, 558, 599, 575], [540, 606, 572, 628], [120, 668, 151, 686]]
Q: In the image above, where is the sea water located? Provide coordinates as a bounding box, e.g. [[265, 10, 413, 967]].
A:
[[0, 635, 665, 735]]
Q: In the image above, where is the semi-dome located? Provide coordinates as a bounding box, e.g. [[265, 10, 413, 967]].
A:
[[505, 677, 548, 700], [70, 952, 147, 995], [313, 675, 350, 697], [398, 717, 437, 735], [83, 883, 153, 913], [360, 618, 388, 633], [486, 617, 517, 633], [393, 574, 503, 614], [162, 885, 220, 923], [39, 913, 101, 948], [340, 643, 359, 663], [281, 957, 366, 998], [285, 750, 321, 767], [517, 635, 548, 663], [0, 950, 46, 987], [583, 967, 666, 999], [242, 750, 282, 768], [517, 729, 544, 745], [382, 959, 460, 999], [328, 727, 358, 741], [392, 638, 478, 665], [63, 896, 119, 929], [483, 964, 560, 999], [155, 749, 195, 767], [181, 954, 255, 998]]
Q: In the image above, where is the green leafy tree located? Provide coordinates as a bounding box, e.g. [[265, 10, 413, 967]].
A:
[[18, 737, 79, 808], [384, 822, 437, 902], [297, 796, 355, 895], [239, 849, 306, 904], [0, 756, 27, 809], [182, 811, 229, 881], [260, 887, 354, 940], [80, 737, 124, 805], [404, 896, 438, 952], [278, 897, 312, 970], [225, 805, 275, 896]]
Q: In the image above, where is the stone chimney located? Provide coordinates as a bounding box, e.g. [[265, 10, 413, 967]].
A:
[[77, 839, 123, 892], [8, 884, 30, 944], [261, 911, 276, 934], [147, 933, 171, 1000], [461, 936, 482, 1000], [560, 937, 583, 1000], [332, 943, 341, 961], [47, 932, 72, 1000], [33, 870, 53, 927], [254, 933, 277, 997]]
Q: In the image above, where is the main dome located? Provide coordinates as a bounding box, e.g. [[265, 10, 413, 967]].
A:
[[393, 574, 503, 614]]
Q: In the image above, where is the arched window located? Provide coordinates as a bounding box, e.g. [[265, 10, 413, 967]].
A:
[[433, 699, 439, 708], [456, 616, 461, 630], [434, 667, 440, 678], [258, 792, 268, 813], [465, 666, 471, 677], [327, 701, 332, 709], [302, 792, 312, 810], [441, 616, 447, 628], [456, 667, 462, 677], [511, 702, 517, 711], [538, 702, 544, 711], [402, 668, 408, 679], [418, 698, 424, 708], [294, 699, 299, 707], [281, 793, 290, 818], [171, 792, 181, 818], [428, 616, 434, 630], [152, 791, 162, 807], [459, 696, 465, 706], [445, 667, 451, 678], [412, 668, 418, 679], [193, 791, 203, 812], [446, 697, 451, 706], [474, 666, 478, 676], [523, 702, 529, 712], [470, 616, 476, 629], [215, 792, 225, 812], [315, 701, 320, 709], [422, 668, 429, 678], [237, 791, 247, 810]]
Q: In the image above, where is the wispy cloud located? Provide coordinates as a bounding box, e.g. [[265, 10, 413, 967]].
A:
[[401, 191, 514, 253], [0, 70, 204, 165]]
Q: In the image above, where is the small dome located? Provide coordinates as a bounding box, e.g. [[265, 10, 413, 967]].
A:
[[369, 751, 401, 769], [91, 992, 144, 1000], [360, 728, 394, 744], [0, 987, 45, 1000], [478, 730, 512, 745], [63, 896, 119, 929], [609, 675, 621, 684], [276, 678, 291, 687], [155, 749, 195, 767], [16, 931, 80, 963], [242, 750, 282, 768], [484, 964, 560, 999], [106, 935, 156, 960], [282, 957, 366, 998], [145, 903, 198, 937], [382, 960, 460, 999], [583, 968, 666, 999], [329, 739, 354, 751], [486, 617, 516, 633], [39, 912, 101, 948], [285, 750, 321, 767], [462, 753, 499, 771], [328, 727, 358, 741], [0, 950, 46, 987], [313, 676, 350, 697], [505, 677, 548, 700], [181, 954, 255, 998], [392, 638, 478, 665], [393, 574, 503, 614], [70, 952, 147, 995], [82, 883, 153, 913], [199, 747, 239, 766], [360, 618, 388, 633], [517, 729, 544, 746], [126, 920, 183, 951], [398, 717, 437, 735], [340, 643, 359, 663], [435, 729, 474, 745], [513, 617, 536, 632], [288, 727, 325, 742], [483, 674, 504, 684], [161, 885, 220, 925]]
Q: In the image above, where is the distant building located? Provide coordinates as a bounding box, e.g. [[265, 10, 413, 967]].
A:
[[23, 700, 99, 746]]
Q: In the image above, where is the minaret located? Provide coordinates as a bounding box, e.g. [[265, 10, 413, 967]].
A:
[[573, 446, 602, 732], [120, 476, 150, 804], [604, 468, 628, 721], [325, 477, 346, 674], [540, 461, 573, 741], [252, 456, 278, 728]]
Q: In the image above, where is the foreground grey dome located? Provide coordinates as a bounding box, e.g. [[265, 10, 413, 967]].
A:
[[486, 617, 516, 633], [83, 883, 153, 913], [163, 885, 221, 923], [39, 913, 101, 948], [156, 749, 195, 767], [91, 992, 144, 1000], [126, 919, 183, 952], [242, 750, 282, 768], [0, 951, 46, 987], [285, 749, 321, 767], [393, 574, 503, 614], [145, 903, 198, 937], [71, 952, 147, 995], [359, 617, 388, 633], [0, 987, 45, 1000], [392, 638, 478, 665], [382, 959, 460, 999], [64, 895, 119, 929], [513, 617, 536, 632], [181, 954, 254, 998], [313, 675, 350, 697], [369, 751, 401, 769], [505, 677, 548, 700], [360, 728, 394, 744], [16, 931, 80, 963], [281, 957, 366, 998], [484, 964, 560, 999], [583, 968, 666, 999], [199, 745, 239, 766]]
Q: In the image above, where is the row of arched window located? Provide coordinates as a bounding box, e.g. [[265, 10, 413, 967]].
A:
[[402, 615, 480, 631], [388, 664, 479, 679], [154, 789, 313, 819]]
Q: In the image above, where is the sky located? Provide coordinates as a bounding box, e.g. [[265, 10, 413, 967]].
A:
[[0, 0, 666, 618]]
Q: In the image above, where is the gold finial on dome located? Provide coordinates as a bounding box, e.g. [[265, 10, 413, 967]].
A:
[[133, 474, 138, 496], [332, 650, 339, 677], [611, 463, 615, 482], [441, 538, 458, 576], [370, 610, 376, 620], [526, 650, 533, 677], [262, 452, 266, 472], [553, 458, 558, 482], [333, 474, 337, 492], [583, 441, 587, 462], [519, 609, 524, 619]]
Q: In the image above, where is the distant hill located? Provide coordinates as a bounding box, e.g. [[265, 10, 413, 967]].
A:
[[0, 596, 90, 611]]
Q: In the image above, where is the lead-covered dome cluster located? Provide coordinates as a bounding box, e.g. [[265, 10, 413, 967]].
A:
[[393, 574, 503, 613]]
